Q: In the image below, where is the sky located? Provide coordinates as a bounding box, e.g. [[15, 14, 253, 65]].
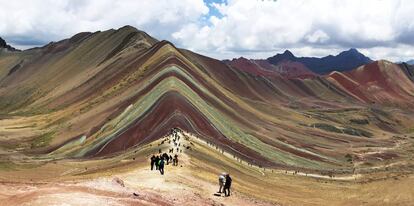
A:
[[0, 0, 413, 61]]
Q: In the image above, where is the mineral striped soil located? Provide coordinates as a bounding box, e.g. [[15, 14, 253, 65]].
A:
[[1, 26, 414, 205]]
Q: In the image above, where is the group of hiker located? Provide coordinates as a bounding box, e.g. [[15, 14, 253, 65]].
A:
[[150, 153, 178, 175], [149, 128, 234, 197], [218, 173, 232, 197], [149, 128, 183, 175]]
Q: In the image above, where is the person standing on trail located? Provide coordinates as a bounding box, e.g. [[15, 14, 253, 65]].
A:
[[154, 155, 160, 170], [150, 155, 156, 170], [173, 154, 178, 166], [218, 173, 226, 193], [223, 174, 232, 197], [159, 157, 165, 175]]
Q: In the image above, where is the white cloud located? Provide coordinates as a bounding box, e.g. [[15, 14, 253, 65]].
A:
[[305, 30, 330, 44], [0, 0, 414, 61], [0, 0, 208, 47], [360, 45, 414, 62], [173, 0, 414, 61]]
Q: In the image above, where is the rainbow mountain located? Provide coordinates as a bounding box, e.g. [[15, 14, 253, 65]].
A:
[[1, 25, 414, 174]]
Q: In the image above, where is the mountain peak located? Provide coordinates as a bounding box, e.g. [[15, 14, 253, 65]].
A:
[[339, 48, 365, 57], [282, 50, 295, 57], [116, 25, 158, 46], [267, 48, 373, 74], [118, 25, 139, 32], [267, 50, 296, 65], [348, 48, 358, 53]]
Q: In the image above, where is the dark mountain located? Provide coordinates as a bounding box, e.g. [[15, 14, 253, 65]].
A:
[[225, 57, 317, 79], [0, 37, 19, 51], [266, 50, 296, 63], [267, 48, 373, 74], [406, 59, 414, 65]]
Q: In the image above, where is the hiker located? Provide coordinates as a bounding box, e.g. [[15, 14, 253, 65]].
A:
[[223, 174, 232, 197], [162, 153, 169, 164], [150, 155, 156, 170], [169, 155, 173, 162], [159, 157, 165, 175], [154, 155, 160, 170], [173, 154, 178, 166], [218, 173, 226, 193]]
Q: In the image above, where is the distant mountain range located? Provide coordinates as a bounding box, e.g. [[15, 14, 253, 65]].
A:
[[0, 36, 377, 75], [267, 48, 373, 74], [406, 60, 414, 65], [225, 48, 373, 78], [0, 37, 18, 51], [224, 57, 316, 79]]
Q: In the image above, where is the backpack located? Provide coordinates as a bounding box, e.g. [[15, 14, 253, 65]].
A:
[[219, 175, 225, 183]]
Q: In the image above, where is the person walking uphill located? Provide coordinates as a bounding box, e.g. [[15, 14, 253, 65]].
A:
[[173, 154, 178, 166], [154, 155, 160, 170], [218, 173, 226, 193], [162, 153, 170, 164], [150, 155, 156, 170], [223, 174, 232, 197], [159, 157, 165, 175]]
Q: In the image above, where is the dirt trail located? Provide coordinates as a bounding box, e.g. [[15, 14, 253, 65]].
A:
[[2, 130, 412, 205], [115, 133, 276, 206], [0, 132, 277, 206]]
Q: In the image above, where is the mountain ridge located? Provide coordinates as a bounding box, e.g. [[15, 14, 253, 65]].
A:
[[1, 26, 414, 174], [267, 48, 373, 74], [406, 59, 414, 65], [224, 48, 373, 78], [0, 37, 19, 51]]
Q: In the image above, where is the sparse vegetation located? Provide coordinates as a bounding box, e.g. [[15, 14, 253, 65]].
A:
[[345, 153, 353, 162], [311, 123, 342, 133], [0, 161, 17, 171], [311, 123, 373, 137], [31, 131, 55, 148], [349, 118, 369, 125], [343, 127, 373, 138]]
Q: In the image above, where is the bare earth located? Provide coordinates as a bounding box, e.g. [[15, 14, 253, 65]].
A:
[[0, 133, 413, 206]]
